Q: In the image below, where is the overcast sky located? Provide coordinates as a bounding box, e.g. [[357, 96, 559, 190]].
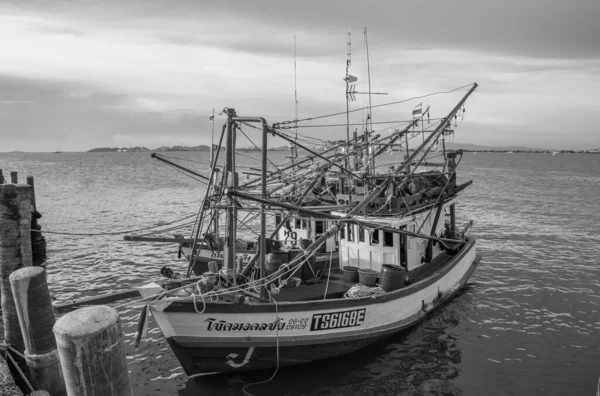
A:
[[1, 0, 599, 152]]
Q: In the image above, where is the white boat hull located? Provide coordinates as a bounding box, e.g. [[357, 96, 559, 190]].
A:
[[147, 239, 480, 374]]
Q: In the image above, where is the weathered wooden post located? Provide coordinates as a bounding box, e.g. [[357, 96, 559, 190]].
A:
[[10, 267, 65, 395], [0, 355, 24, 396], [10, 172, 18, 184], [0, 184, 33, 367], [0, 169, 5, 184], [26, 176, 46, 266], [53, 306, 132, 396]]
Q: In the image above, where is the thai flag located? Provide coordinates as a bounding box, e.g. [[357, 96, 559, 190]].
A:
[[412, 103, 422, 119]]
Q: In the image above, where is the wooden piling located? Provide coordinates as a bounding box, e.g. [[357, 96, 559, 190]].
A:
[[0, 169, 5, 184], [25, 176, 46, 266], [53, 306, 132, 396], [10, 172, 18, 184], [25, 177, 36, 213], [10, 267, 65, 395], [0, 355, 24, 396], [0, 184, 33, 365]]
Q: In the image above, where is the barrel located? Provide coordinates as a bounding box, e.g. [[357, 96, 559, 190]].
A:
[[298, 238, 311, 250], [358, 269, 378, 287], [342, 266, 358, 282], [266, 251, 288, 275], [380, 264, 407, 292]]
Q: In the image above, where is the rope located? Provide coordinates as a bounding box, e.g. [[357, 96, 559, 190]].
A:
[[114, 238, 326, 310], [236, 125, 281, 173], [274, 83, 475, 126], [278, 119, 422, 129], [2, 347, 35, 394], [30, 214, 197, 236], [192, 284, 206, 314], [242, 292, 280, 396], [323, 250, 333, 300], [344, 284, 385, 299], [152, 154, 213, 166]]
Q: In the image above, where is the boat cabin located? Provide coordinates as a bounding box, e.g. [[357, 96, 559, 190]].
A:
[[275, 214, 338, 254], [336, 201, 452, 273]]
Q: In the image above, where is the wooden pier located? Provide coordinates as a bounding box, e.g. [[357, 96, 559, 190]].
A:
[[0, 171, 133, 395]]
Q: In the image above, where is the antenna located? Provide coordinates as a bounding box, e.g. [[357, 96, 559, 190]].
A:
[[294, 35, 298, 142], [345, 28, 351, 144], [365, 28, 372, 132], [365, 27, 374, 173], [290, 36, 299, 172]]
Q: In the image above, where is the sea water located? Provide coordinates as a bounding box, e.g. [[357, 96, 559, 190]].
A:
[[1, 150, 599, 396]]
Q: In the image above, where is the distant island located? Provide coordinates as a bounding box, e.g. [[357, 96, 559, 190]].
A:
[[88, 145, 211, 153], [87, 145, 290, 153]]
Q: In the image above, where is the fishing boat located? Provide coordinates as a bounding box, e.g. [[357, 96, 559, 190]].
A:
[[131, 79, 482, 375]]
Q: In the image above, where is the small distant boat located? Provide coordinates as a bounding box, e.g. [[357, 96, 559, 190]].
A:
[[552, 151, 558, 156]]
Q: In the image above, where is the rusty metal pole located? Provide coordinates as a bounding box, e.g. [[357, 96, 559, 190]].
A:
[[223, 109, 236, 277]]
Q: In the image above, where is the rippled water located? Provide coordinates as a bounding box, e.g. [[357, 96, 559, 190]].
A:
[[1, 151, 599, 396]]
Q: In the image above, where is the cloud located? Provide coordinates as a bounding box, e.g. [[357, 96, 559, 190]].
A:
[[1, 1, 599, 151]]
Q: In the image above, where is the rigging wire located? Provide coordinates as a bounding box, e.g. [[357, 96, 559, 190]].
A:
[[274, 83, 476, 126], [30, 214, 198, 237]]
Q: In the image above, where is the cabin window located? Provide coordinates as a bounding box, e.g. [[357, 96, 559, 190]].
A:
[[316, 221, 324, 234], [340, 225, 345, 240], [383, 231, 394, 247], [275, 214, 282, 226], [295, 219, 301, 229], [302, 219, 307, 229], [348, 225, 354, 242], [371, 230, 379, 245], [359, 226, 365, 243], [356, 180, 364, 187]]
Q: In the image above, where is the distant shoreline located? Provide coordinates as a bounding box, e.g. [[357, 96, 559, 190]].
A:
[[86, 145, 289, 153], [2, 147, 598, 154]]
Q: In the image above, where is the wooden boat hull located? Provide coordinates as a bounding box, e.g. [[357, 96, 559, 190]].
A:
[[166, 335, 379, 374], [149, 240, 480, 375]]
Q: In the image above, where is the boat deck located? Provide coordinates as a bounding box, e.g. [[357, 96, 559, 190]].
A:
[[269, 251, 456, 303], [272, 271, 354, 302]]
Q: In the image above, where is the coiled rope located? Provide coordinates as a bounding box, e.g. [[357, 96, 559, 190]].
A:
[[344, 284, 385, 299]]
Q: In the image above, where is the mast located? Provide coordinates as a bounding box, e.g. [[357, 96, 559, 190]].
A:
[[345, 28, 351, 145], [396, 83, 478, 172], [210, 108, 215, 164], [344, 27, 352, 176], [294, 36, 298, 144], [364, 27, 375, 174], [421, 102, 425, 143], [223, 109, 237, 280], [291, 36, 298, 174]]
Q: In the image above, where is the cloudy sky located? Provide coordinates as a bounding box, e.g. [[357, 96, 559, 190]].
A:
[[1, 0, 599, 152]]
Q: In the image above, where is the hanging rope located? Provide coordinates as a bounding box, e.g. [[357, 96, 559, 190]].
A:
[[30, 214, 197, 237]]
